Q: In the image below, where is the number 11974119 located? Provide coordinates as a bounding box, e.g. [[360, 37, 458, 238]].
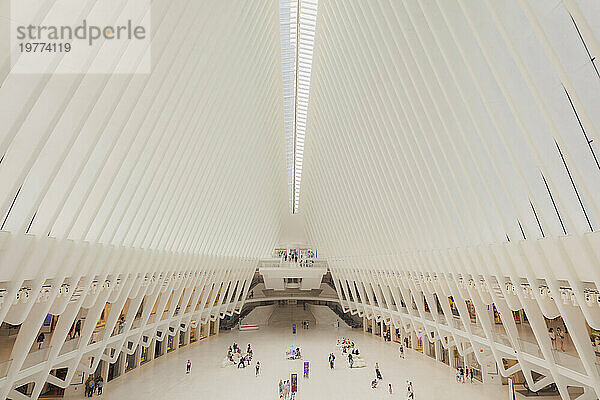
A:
[[19, 42, 71, 52]]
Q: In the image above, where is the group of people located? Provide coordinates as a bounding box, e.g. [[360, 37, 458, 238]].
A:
[[338, 338, 356, 353], [84, 376, 103, 397], [69, 319, 82, 339], [548, 327, 567, 351], [226, 342, 254, 368], [278, 379, 294, 399], [286, 347, 302, 360], [456, 366, 474, 383], [301, 320, 310, 329]]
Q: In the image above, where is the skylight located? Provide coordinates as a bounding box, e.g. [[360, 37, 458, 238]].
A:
[[280, 0, 317, 214]]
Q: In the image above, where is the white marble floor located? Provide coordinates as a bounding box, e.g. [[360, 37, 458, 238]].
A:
[[73, 308, 521, 400]]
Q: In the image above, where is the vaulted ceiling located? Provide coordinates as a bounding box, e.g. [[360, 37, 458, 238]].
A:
[[0, 0, 599, 263]]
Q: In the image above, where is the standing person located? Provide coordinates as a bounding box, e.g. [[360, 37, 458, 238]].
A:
[[329, 353, 335, 369], [96, 377, 103, 395], [465, 366, 469, 382], [549, 328, 556, 349], [74, 319, 81, 337], [37, 332, 45, 349], [85, 377, 90, 397], [255, 361, 260, 376], [469, 368, 473, 383], [88, 377, 95, 397], [348, 353, 353, 368], [375, 362, 383, 380], [398, 345, 404, 359], [460, 367, 465, 383], [388, 383, 393, 395], [556, 327, 565, 351], [118, 315, 125, 334], [279, 380, 283, 399], [186, 360, 192, 374]]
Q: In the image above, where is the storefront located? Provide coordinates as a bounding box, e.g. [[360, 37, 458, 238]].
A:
[[179, 330, 187, 347], [167, 335, 176, 352], [449, 296, 459, 317], [453, 347, 463, 368], [125, 349, 138, 373], [492, 304, 502, 324], [155, 339, 164, 358], [415, 336, 423, 352], [140, 345, 151, 365], [466, 354, 482, 382], [465, 300, 477, 324], [394, 328, 402, 343], [439, 344, 449, 365], [107, 353, 122, 381], [427, 340, 436, 358]]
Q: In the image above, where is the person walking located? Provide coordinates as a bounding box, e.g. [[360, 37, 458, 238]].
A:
[[255, 361, 260, 376], [279, 380, 283, 398], [469, 367, 473, 383], [408, 381, 414, 399], [398, 344, 404, 359], [329, 353, 335, 369], [348, 353, 353, 368], [388, 383, 393, 395], [375, 362, 383, 380], [186, 360, 192, 374], [96, 377, 103, 395]]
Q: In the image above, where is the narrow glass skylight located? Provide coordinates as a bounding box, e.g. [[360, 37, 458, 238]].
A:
[[280, 0, 317, 214]]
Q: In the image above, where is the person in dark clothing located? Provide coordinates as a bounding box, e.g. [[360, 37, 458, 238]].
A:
[[74, 320, 81, 337], [87, 377, 95, 397], [37, 332, 45, 349]]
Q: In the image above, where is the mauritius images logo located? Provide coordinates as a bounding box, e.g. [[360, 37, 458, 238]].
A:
[[11, 0, 151, 74]]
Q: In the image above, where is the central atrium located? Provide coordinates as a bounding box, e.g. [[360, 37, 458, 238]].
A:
[[1, 0, 600, 399]]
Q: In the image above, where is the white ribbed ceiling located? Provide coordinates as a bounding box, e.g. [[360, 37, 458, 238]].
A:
[[302, 0, 600, 258], [0, 0, 287, 257], [0, 0, 599, 261]]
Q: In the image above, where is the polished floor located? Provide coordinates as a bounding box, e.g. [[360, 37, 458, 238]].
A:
[[72, 306, 521, 400]]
